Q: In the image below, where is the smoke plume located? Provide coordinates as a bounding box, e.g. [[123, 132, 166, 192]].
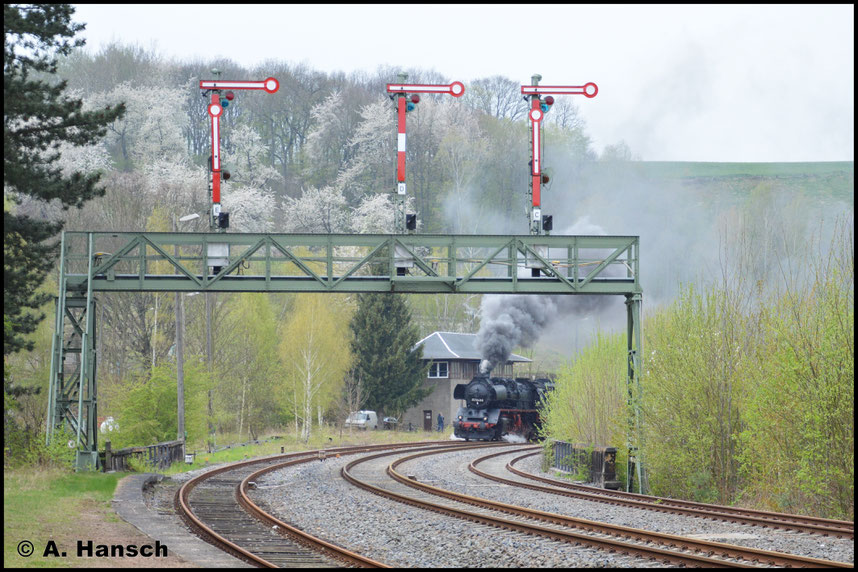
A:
[[475, 217, 623, 374]]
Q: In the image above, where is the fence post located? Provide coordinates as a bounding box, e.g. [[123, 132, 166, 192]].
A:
[[104, 440, 112, 472]]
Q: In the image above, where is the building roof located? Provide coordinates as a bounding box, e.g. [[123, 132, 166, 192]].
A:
[[413, 332, 531, 363]]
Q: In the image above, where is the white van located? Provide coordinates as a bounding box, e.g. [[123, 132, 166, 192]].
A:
[[344, 410, 378, 430]]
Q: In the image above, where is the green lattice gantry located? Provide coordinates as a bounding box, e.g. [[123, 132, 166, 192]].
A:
[[48, 231, 643, 478], [59, 232, 640, 294]]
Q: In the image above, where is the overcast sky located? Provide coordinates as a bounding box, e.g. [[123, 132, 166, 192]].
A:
[[72, 4, 853, 163]]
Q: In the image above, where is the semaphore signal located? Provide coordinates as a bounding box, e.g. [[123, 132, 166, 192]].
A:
[[386, 74, 465, 234], [199, 71, 279, 230], [521, 75, 598, 236]]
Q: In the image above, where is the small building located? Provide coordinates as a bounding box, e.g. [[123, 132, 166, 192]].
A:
[[400, 332, 531, 432]]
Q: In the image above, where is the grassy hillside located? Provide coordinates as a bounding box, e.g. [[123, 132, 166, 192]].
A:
[[579, 161, 854, 206], [631, 161, 853, 179], [528, 160, 854, 373]]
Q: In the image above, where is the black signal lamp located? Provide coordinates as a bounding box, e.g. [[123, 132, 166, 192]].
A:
[[221, 170, 231, 181], [541, 173, 550, 184], [406, 214, 417, 230], [542, 215, 553, 231], [218, 212, 230, 229]]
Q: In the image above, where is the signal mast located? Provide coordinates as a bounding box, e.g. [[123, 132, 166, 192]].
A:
[[386, 72, 465, 235], [199, 70, 279, 231], [521, 74, 598, 236]]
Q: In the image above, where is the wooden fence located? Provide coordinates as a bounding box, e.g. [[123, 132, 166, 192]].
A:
[[101, 439, 184, 472], [552, 440, 621, 489]]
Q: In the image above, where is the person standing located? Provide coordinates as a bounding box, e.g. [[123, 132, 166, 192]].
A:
[[437, 412, 444, 432]]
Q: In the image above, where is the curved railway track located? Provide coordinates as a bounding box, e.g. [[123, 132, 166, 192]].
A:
[[176, 441, 468, 567], [342, 443, 852, 568], [494, 448, 853, 539]]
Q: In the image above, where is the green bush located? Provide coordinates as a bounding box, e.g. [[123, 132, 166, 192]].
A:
[[737, 234, 853, 519], [541, 330, 627, 447], [542, 219, 853, 519], [24, 425, 76, 470], [112, 360, 211, 449], [640, 285, 748, 503]]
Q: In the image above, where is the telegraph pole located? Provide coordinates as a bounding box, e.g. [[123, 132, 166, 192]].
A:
[[198, 72, 278, 451]]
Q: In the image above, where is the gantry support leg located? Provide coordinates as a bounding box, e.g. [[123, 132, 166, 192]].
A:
[[46, 233, 99, 470], [626, 292, 648, 494]]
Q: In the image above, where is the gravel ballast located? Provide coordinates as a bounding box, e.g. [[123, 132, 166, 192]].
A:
[[253, 445, 854, 567]]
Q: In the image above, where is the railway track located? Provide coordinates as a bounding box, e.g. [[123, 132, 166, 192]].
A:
[[175, 441, 468, 567], [342, 443, 852, 568], [496, 448, 854, 539]]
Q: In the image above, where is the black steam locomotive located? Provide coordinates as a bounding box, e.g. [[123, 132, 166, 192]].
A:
[[453, 375, 555, 441]]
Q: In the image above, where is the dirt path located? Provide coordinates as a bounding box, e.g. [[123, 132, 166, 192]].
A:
[[61, 498, 196, 568]]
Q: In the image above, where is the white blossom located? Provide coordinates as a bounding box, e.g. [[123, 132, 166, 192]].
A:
[[280, 185, 351, 233], [221, 186, 276, 233]]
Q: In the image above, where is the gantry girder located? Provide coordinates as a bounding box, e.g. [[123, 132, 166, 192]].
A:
[[48, 231, 643, 481], [57, 231, 640, 294]]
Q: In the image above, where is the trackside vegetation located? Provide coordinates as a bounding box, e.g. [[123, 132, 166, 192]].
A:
[[542, 218, 853, 520]]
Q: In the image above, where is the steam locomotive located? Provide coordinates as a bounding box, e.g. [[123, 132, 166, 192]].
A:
[[453, 375, 555, 441]]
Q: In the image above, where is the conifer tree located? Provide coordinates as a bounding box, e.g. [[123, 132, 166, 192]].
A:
[[4, 4, 125, 354], [348, 293, 430, 417]]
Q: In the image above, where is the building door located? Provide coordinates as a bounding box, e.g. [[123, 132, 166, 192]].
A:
[[423, 410, 432, 432]]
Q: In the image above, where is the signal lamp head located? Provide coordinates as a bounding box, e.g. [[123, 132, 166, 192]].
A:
[[225, 91, 235, 101], [222, 170, 231, 181], [410, 94, 420, 104], [541, 103, 549, 113], [544, 95, 555, 106], [406, 101, 415, 112]]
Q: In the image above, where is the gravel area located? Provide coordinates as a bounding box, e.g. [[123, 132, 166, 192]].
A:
[[252, 446, 853, 568], [254, 452, 652, 567], [426, 448, 854, 564]]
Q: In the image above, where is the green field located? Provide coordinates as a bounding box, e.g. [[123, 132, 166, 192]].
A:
[[630, 161, 854, 178], [579, 161, 854, 205]]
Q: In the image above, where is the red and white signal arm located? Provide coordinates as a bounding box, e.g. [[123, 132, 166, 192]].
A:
[[200, 77, 280, 94], [199, 76, 279, 211], [386, 80, 465, 191], [386, 81, 465, 97], [521, 82, 598, 98]]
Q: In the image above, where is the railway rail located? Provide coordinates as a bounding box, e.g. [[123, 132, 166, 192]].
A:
[[500, 448, 854, 539], [342, 444, 852, 568], [176, 441, 469, 567]]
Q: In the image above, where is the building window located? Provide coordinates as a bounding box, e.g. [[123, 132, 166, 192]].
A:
[[428, 361, 448, 378]]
